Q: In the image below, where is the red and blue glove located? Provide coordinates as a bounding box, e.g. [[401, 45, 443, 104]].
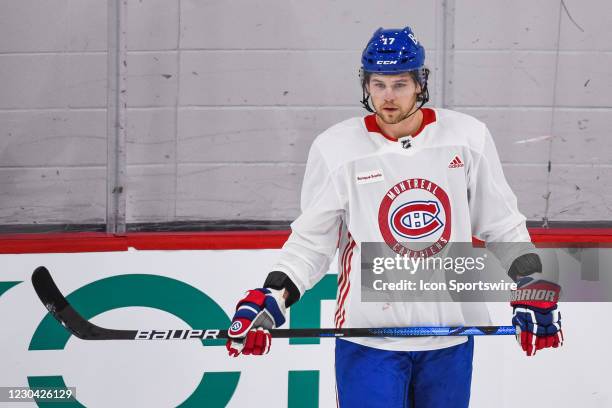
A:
[[511, 273, 563, 356], [226, 288, 286, 357]]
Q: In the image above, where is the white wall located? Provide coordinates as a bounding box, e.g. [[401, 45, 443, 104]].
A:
[[0, 0, 610, 225]]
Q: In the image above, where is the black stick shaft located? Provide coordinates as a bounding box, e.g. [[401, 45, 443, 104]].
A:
[[32, 266, 516, 341]]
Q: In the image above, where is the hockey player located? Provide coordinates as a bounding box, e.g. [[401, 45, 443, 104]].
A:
[[226, 26, 563, 407]]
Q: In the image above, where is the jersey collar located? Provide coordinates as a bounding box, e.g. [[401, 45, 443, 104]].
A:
[[364, 108, 436, 142]]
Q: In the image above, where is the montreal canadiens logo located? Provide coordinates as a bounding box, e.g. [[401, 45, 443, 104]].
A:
[[378, 178, 451, 256], [391, 200, 444, 239]]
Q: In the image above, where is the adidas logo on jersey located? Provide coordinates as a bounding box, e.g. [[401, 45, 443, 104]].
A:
[[448, 156, 464, 168]]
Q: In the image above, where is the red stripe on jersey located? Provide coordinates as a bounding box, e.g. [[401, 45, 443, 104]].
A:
[[334, 240, 351, 323], [335, 237, 353, 326], [335, 236, 352, 326], [336, 239, 356, 328], [336, 245, 351, 327], [337, 245, 356, 328]]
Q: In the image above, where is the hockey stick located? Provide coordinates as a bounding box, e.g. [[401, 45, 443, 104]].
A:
[[32, 266, 516, 340]]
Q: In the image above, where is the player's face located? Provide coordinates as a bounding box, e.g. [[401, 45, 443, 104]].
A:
[[367, 73, 421, 125]]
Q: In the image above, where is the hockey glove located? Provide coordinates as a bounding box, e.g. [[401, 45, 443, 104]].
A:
[[226, 288, 286, 357], [510, 273, 563, 356]]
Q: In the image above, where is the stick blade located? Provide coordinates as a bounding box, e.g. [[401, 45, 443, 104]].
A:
[[32, 266, 69, 314], [31, 266, 91, 339], [31, 266, 138, 340]]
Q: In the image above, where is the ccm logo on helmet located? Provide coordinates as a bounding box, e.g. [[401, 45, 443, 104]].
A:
[[377, 60, 398, 65]]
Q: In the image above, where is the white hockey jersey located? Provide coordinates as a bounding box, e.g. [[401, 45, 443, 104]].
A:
[[272, 108, 531, 351]]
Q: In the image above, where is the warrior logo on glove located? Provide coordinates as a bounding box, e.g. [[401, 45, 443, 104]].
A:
[[510, 273, 563, 356]]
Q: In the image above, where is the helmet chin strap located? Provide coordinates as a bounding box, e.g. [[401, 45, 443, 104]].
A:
[[375, 97, 426, 125]]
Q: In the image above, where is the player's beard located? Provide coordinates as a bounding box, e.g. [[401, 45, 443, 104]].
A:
[[374, 99, 419, 125]]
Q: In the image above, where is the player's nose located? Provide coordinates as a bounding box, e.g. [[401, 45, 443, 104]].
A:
[[383, 87, 395, 100]]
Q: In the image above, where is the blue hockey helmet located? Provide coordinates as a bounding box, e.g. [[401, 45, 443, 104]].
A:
[[361, 26, 425, 74], [359, 26, 430, 112]]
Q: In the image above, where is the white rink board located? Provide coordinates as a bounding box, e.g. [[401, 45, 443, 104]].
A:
[[0, 249, 611, 407]]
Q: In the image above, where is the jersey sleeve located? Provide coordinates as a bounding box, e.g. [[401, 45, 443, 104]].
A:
[[467, 127, 559, 276], [468, 126, 534, 267], [270, 142, 345, 296]]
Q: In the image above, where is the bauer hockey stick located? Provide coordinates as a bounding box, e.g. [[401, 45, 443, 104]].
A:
[[32, 266, 516, 340]]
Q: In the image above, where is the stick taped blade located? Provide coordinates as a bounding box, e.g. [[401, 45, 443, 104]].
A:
[[32, 266, 69, 314], [31, 266, 138, 340]]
